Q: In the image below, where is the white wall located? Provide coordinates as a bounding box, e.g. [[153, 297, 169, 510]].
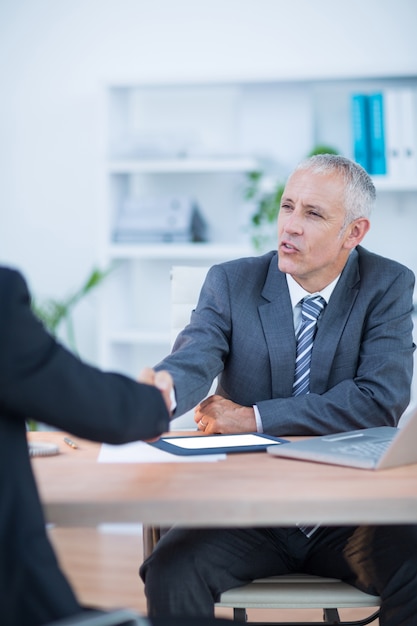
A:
[[1, 0, 416, 362]]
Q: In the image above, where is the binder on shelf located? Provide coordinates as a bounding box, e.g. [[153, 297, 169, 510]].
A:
[[399, 87, 417, 181], [112, 195, 208, 244], [383, 88, 402, 182], [368, 92, 386, 176], [351, 94, 371, 172], [113, 195, 192, 243]]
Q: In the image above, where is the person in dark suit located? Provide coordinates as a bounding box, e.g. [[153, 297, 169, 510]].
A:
[[0, 267, 174, 626], [139, 155, 417, 625]]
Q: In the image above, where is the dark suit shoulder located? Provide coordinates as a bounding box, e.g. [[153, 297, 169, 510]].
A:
[[212, 251, 277, 282], [0, 267, 31, 328], [356, 246, 415, 280], [206, 251, 277, 295], [204, 252, 281, 307], [0, 266, 27, 290]]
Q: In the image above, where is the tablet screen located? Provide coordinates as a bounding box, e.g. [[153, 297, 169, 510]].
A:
[[162, 433, 279, 450]]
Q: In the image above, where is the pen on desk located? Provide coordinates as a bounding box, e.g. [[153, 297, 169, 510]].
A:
[[63, 437, 78, 449]]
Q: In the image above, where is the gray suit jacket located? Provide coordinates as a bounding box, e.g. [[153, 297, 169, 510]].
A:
[[156, 246, 415, 436]]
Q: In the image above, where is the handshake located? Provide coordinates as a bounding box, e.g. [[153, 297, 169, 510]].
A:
[[139, 367, 174, 415]]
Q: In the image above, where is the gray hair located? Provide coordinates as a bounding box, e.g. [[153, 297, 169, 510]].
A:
[[291, 154, 376, 231]]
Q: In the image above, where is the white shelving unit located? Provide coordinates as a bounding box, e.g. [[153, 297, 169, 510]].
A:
[[107, 157, 258, 174], [98, 75, 417, 378]]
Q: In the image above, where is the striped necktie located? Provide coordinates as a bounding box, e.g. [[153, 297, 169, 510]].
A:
[[292, 295, 326, 397], [293, 295, 326, 538]]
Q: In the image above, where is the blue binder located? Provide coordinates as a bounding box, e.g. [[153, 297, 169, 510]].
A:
[[368, 92, 387, 175], [351, 94, 371, 172]]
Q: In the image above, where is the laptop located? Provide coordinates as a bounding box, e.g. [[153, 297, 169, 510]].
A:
[[267, 407, 417, 470]]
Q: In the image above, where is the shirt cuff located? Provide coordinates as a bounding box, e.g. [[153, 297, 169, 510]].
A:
[[170, 387, 177, 413], [253, 405, 263, 432]]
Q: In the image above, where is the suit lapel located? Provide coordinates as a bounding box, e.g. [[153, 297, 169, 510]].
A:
[[258, 250, 361, 398], [258, 257, 297, 398], [310, 249, 360, 393]]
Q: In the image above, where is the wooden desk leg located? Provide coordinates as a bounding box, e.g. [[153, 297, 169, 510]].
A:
[[142, 526, 162, 561]]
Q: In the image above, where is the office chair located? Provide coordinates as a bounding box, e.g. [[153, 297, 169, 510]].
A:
[[142, 265, 381, 625], [169, 265, 216, 430], [217, 574, 380, 624]]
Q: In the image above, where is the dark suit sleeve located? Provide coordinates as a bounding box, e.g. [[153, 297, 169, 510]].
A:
[[0, 269, 170, 443]]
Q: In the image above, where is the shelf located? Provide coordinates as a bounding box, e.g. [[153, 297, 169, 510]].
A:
[[107, 157, 259, 174], [106, 242, 255, 260], [371, 176, 417, 192], [108, 330, 171, 345], [108, 163, 417, 190], [100, 76, 417, 378]]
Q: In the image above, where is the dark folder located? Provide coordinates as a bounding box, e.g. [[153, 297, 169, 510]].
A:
[[151, 432, 288, 456]]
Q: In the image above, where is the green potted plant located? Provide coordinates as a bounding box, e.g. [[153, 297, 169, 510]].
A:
[[31, 265, 112, 352], [27, 265, 112, 430]]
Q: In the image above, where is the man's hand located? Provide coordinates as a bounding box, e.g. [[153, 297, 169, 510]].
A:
[[139, 367, 174, 416], [194, 395, 257, 434]]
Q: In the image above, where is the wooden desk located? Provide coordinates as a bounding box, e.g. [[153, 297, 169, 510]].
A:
[[29, 431, 417, 528]]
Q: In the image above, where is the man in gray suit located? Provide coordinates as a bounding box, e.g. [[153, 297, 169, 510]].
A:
[[140, 155, 417, 625]]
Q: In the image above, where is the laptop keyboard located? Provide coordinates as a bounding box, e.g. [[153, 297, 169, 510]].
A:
[[338, 439, 391, 457]]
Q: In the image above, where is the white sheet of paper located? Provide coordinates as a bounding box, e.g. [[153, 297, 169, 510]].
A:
[[97, 440, 225, 463], [164, 433, 274, 450]]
